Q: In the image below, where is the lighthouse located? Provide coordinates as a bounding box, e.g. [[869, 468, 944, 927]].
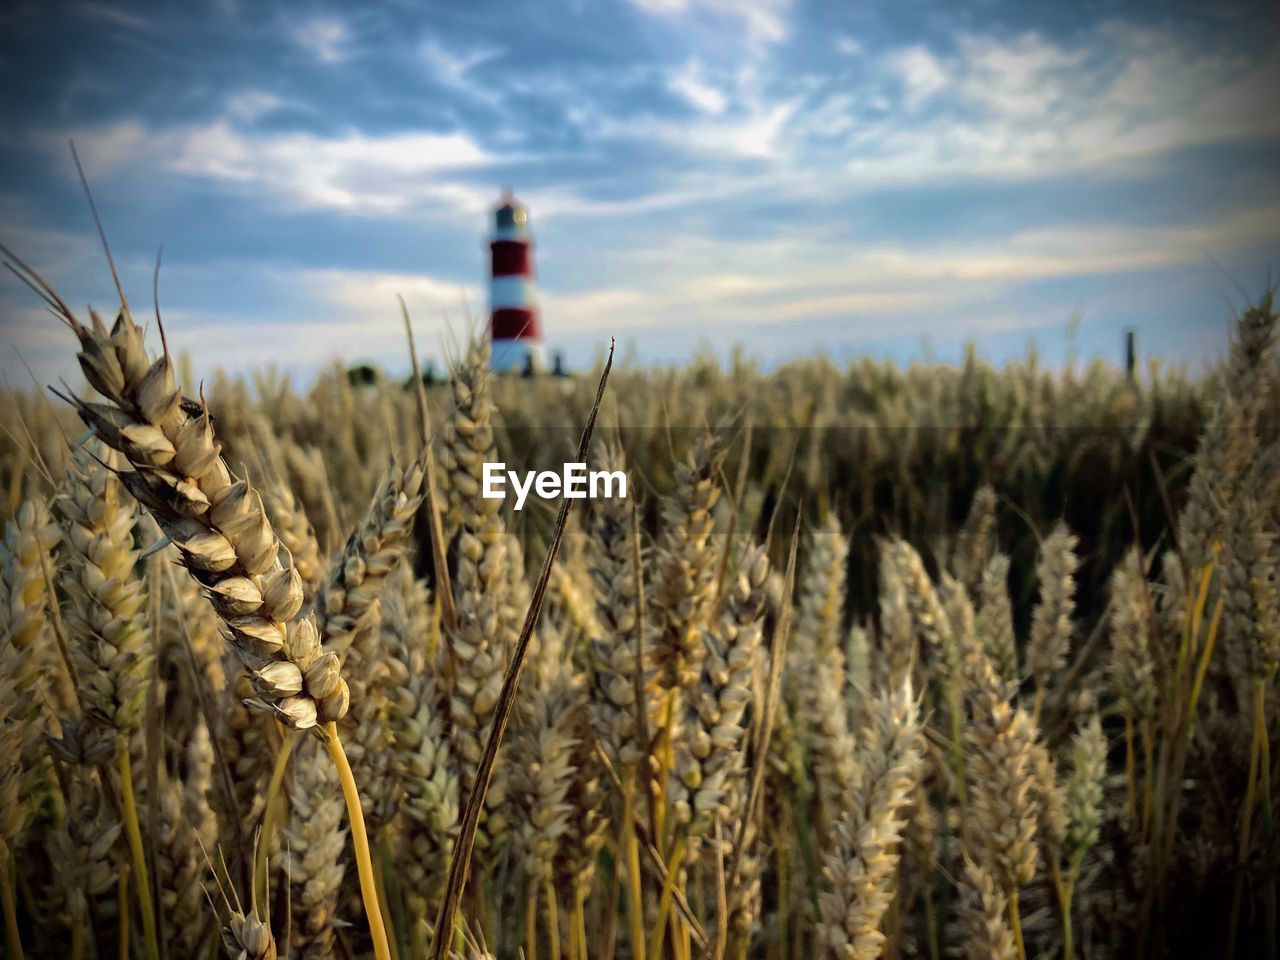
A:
[[488, 189, 544, 374]]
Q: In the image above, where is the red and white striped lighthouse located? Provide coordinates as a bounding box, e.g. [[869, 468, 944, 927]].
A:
[[488, 189, 544, 374]]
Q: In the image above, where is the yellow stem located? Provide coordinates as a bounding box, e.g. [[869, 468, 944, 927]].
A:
[[622, 775, 647, 960], [71, 915, 84, 960], [647, 838, 687, 960], [1009, 888, 1026, 960], [544, 874, 562, 960], [1060, 870, 1077, 960], [526, 888, 539, 960], [655, 692, 677, 845], [2, 866, 24, 960], [574, 890, 588, 960], [255, 730, 295, 912], [1186, 594, 1224, 725], [117, 740, 160, 960], [324, 723, 392, 960]]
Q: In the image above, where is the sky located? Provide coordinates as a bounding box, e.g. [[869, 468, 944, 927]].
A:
[[1, 0, 1278, 386]]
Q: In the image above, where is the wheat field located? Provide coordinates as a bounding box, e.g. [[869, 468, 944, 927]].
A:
[[0, 244, 1276, 959]]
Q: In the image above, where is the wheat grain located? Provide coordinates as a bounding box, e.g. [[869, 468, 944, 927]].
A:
[[316, 452, 426, 828], [155, 769, 208, 954], [1107, 549, 1156, 724], [52, 303, 344, 729], [649, 432, 723, 696], [513, 624, 581, 883], [45, 765, 119, 941], [263, 485, 324, 603], [57, 445, 152, 734], [586, 442, 655, 776], [1027, 523, 1079, 705], [1063, 714, 1106, 865], [886, 538, 958, 687], [953, 485, 998, 592], [0, 497, 61, 877], [671, 543, 768, 855], [816, 681, 925, 960], [877, 545, 916, 689], [284, 735, 348, 958], [384, 565, 459, 919], [952, 858, 1018, 960], [965, 658, 1040, 894], [976, 553, 1018, 684]]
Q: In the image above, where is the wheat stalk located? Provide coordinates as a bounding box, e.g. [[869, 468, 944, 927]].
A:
[[2, 240, 395, 956]]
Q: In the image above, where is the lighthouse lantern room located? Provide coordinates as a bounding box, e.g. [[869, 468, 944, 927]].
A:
[[489, 189, 545, 374]]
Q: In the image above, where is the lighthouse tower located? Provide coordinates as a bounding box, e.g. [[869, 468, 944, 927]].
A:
[[488, 189, 544, 374]]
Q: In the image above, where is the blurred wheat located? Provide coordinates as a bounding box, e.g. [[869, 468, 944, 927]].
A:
[[0, 231, 1276, 960]]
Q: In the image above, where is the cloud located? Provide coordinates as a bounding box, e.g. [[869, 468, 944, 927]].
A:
[[539, 201, 1280, 340], [0, 247, 483, 389], [303, 267, 479, 319], [555, 20, 1278, 210], [43, 119, 498, 220], [826, 27, 1280, 186], [889, 46, 948, 108], [157, 267, 483, 372], [289, 16, 351, 64], [225, 90, 289, 122], [420, 37, 502, 91], [669, 61, 728, 114]]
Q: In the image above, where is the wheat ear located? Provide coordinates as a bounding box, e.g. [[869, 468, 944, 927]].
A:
[[954, 857, 1018, 960], [1026, 522, 1080, 719], [816, 681, 925, 960]]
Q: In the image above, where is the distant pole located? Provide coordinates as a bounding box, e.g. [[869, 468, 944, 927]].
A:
[[1125, 328, 1137, 382]]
